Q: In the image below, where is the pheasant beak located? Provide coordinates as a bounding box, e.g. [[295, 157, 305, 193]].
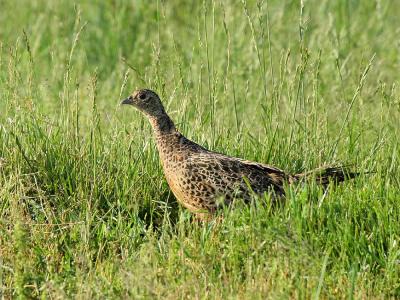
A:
[[121, 96, 133, 105]]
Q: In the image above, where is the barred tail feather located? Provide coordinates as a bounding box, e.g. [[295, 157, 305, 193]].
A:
[[293, 166, 360, 186]]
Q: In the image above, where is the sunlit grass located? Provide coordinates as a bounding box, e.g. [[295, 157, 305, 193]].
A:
[[0, 0, 399, 298]]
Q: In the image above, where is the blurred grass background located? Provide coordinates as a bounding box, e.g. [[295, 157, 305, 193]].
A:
[[0, 0, 399, 298]]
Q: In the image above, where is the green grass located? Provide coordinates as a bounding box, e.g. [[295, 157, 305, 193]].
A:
[[1, 0, 399, 298]]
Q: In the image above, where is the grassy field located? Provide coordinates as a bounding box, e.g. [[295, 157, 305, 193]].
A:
[[1, 0, 399, 298]]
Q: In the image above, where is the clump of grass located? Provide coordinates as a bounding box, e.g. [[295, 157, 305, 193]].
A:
[[0, 0, 399, 298]]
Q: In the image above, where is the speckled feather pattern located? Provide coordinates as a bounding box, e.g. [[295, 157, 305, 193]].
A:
[[154, 129, 292, 213], [122, 89, 358, 216]]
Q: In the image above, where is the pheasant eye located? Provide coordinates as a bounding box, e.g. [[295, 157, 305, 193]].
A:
[[139, 93, 147, 100]]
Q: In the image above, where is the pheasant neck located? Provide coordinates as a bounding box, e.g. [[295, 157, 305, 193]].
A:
[[149, 113, 176, 138]]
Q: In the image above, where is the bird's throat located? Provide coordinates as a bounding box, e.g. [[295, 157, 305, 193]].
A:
[[149, 113, 176, 137]]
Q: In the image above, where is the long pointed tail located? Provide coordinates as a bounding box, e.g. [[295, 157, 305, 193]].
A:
[[293, 166, 360, 186]]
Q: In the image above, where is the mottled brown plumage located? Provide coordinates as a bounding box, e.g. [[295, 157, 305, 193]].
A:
[[121, 89, 358, 216]]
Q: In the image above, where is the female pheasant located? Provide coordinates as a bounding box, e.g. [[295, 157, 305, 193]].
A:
[[121, 89, 357, 216]]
